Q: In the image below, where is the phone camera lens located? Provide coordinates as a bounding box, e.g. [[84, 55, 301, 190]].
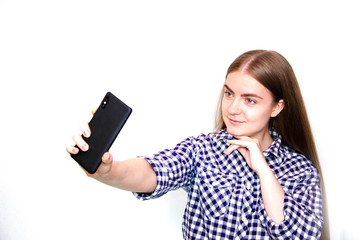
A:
[[101, 96, 109, 108]]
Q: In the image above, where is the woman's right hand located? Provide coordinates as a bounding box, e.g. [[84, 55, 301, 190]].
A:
[[66, 109, 156, 193], [66, 109, 113, 177]]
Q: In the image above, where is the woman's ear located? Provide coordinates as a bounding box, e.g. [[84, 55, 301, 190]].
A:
[[271, 99, 285, 117]]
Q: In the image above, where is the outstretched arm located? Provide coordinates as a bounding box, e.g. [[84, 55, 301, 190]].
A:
[[89, 153, 157, 193], [66, 113, 157, 193]]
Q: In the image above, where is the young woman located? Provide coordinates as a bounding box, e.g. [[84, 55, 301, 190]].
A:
[[67, 50, 326, 239]]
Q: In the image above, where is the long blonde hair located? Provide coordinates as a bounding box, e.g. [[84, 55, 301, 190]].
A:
[[215, 50, 329, 239]]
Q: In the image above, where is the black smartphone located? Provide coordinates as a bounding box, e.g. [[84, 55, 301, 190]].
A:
[[71, 92, 132, 174]]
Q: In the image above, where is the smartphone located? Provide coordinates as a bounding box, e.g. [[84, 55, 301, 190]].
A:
[[71, 92, 132, 174]]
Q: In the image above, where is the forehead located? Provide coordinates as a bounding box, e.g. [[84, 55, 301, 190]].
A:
[[225, 71, 272, 97]]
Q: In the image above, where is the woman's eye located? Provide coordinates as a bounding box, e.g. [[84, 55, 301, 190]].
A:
[[246, 98, 256, 104], [224, 91, 233, 97]]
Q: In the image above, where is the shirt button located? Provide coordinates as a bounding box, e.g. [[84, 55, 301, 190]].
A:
[[246, 183, 251, 190], [241, 214, 248, 224]]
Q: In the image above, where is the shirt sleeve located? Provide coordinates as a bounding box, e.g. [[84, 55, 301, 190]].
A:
[[133, 136, 196, 200], [259, 166, 324, 239]]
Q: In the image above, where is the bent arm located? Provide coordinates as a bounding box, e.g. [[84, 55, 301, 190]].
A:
[[262, 167, 324, 239], [257, 166, 285, 224], [225, 138, 285, 224]]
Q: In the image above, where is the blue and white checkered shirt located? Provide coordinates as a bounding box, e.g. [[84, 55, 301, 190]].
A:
[[134, 129, 323, 239]]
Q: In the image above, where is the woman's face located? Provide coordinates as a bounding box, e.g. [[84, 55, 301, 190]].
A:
[[222, 71, 284, 141]]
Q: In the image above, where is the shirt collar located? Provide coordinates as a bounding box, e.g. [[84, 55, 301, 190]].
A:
[[212, 129, 235, 143], [263, 129, 286, 165]]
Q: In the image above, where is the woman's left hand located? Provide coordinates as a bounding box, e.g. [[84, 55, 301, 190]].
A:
[[225, 137, 286, 224], [224, 137, 268, 175]]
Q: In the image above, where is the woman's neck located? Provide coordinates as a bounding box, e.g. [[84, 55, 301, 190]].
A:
[[255, 130, 274, 151]]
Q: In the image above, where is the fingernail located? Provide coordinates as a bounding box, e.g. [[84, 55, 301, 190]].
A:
[[81, 144, 88, 151], [83, 130, 90, 138]]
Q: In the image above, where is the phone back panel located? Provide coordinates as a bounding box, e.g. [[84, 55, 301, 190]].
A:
[[71, 92, 132, 174]]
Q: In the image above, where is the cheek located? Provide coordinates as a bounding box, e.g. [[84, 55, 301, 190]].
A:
[[245, 107, 271, 122], [244, 108, 258, 121]]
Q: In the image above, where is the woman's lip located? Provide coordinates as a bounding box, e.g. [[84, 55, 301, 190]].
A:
[[229, 118, 245, 124]]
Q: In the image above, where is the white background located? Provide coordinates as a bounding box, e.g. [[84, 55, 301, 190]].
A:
[[0, 1, 361, 239]]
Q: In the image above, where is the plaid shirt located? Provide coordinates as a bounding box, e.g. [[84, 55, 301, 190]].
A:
[[134, 129, 323, 239]]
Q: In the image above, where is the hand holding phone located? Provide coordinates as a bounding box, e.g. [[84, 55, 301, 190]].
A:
[[70, 92, 132, 174]]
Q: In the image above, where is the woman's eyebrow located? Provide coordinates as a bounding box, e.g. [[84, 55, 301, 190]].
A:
[[224, 84, 263, 99], [223, 84, 234, 93], [241, 93, 263, 99]]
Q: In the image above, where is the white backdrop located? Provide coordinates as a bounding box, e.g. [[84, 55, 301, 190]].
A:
[[1, 1, 361, 239]]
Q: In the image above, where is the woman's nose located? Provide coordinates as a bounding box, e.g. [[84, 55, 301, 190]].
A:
[[228, 99, 242, 115]]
